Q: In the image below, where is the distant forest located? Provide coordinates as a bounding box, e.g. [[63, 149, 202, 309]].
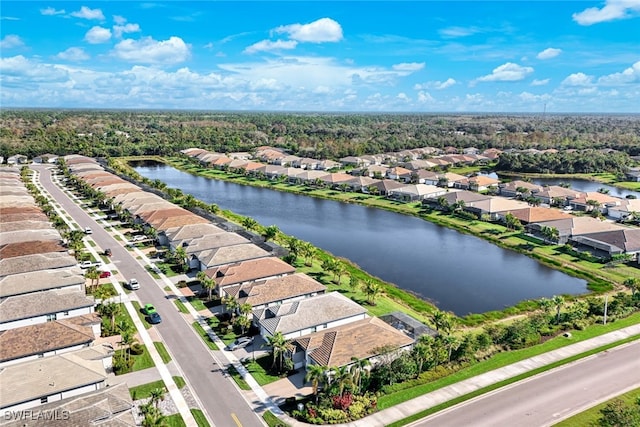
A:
[[1, 110, 639, 172]]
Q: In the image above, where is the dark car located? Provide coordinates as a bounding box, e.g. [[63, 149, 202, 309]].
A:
[[148, 312, 162, 324], [104, 248, 112, 256]]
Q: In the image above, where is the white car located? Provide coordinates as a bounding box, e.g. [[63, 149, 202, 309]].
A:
[[84, 227, 93, 234], [127, 278, 140, 290], [226, 337, 253, 351], [131, 235, 146, 242], [78, 260, 101, 269]]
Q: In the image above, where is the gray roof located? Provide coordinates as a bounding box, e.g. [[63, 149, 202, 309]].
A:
[[0, 350, 107, 410], [0, 289, 94, 324], [257, 291, 367, 336], [0, 220, 53, 233], [164, 223, 225, 242], [0, 228, 62, 245], [197, 244, 271, 269], [176, 232, 249, 254], [0, 268, 84, 298], [0, 252, 77, 277]]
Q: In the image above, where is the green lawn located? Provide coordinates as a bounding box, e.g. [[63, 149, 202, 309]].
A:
[[174, 299, 189, 313], [187, 296, 207, 311], [379, 312, 640, 411], [192, 322, 218, 350], [243, 356, 284, 386], [173, 376, 186, 389], [191, 409, 211, 427], [227, 364, 251, 390], [154, 341, 172, 363], [119, 344, 155, 373], [555, 387, 640, 427], [131, 301, 152, 329], [165, 413, 186, 427], [128, 380, 166, 400], [263, 410, 290, 427]]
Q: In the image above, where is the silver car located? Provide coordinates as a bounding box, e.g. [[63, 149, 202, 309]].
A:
[[226, 337, 253, 351]]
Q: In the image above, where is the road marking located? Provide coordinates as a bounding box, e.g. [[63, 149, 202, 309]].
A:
[[231, 413, 242, 427]]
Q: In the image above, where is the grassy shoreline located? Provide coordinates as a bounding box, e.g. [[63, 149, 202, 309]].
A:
[[115, 156, 640, 323]]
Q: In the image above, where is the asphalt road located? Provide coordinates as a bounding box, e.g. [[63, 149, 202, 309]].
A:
[[33, 165, 265, 427], [410, 340, 640, 427]]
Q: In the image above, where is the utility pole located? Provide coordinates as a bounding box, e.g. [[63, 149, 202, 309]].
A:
[[603, 295, 608, 325]]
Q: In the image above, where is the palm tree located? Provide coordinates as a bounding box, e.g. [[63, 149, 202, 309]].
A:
[[149, 387, 166, 410], [99, 302, 120, 332], [85, 267, 100, 292], [305, 364, 327, 404], [286, 236, 301, 261], [361, 279, 383, 306], [552, 295, 565, 324], [334, 365, 354, 397], [412, 335, 435, 375], [222, 295, 239, 319], [263, 332, 288, 372], [349, 356, 371, 394], [118, 322, 137, 362], [263, 224, 280, 241], [538, 297, 554, 315], [334, 262, 346, 285], [172, 246, 188, 272]]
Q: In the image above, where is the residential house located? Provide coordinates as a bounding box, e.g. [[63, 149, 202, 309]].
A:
[[255, 291, 367, 340], [422, 190, 491, 210], [318, 172, 354, 189], [0, 318, 99, 367], [0, 268, 85, 298], [362, 165, 389, 179], [175, 232, 251, 270], [571, 228, 640, 260], [535, 186, 583, 206], [413, 170, 440, 185], [160, 223, 225, 247], [625, 167, 640, 182], [0, 382, 135, 427], [528, 216, 624, 244], [207, 257, 296, 297], [0, 289, 95, 331], [568, 192, 622, 213], [468, 175, 500, 192], [346, 176, 381, 193], [225, 273, 327, 312], [339, 156, 366, 168], [369, 179, 405, 196], [318, 159, 340, 171], [0, 349, 109, 411], [499, 207, 574, 225], [195, 243, 271, 271], [6, 155, 28, 165], [289, 170, 330, 185], [386, 166, 413, 182], [463, 197, 530, 220], [0, 252, 78, 277], [498, 180, 544, 198], [387, 184, 447, 202], [607, 198, 640, 221], [290, 316, 414, 370]]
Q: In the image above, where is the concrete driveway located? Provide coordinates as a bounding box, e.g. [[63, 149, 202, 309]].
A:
[[262, 371, 313, 405]]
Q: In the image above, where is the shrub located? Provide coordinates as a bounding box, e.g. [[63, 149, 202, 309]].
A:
[[130, 343, 144, 355], [317, 408, 348, 424]]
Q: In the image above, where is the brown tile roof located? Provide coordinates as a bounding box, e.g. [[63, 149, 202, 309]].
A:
[[505, 207, 574, 224], [0, 220, 52, 233], [0, 212, 49, 223], [139, 207, 195, 223], [0, 240, 67, 259], [0, 206, 42, 216], [0, 320, 94, 362], [206, 257, 296, 288], [292, 317, 414, 367], [226, 273, 325, 307], [197, 244, 271, 269], [164, 223, 225, 242], [150, 213, 209, 231]]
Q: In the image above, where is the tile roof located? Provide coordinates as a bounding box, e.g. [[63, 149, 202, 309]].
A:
[[0, 320, 94, 363], [164, 223, 225, 242], [578, 228, 640, 253], [0, 268, 84, 298], [505, 207, 574, 224], [257, 291, 367, 337], [206, 256, 296, 288], [226, 273, 326, 307], [0, 220, 53, 233], [0, 240, 66, 260], [292, 317, 414, 367], [536, 216, 624, 236], [151, 213, 210, 231], [0, 289, 94, 324], [0, 252, 77, 277], [177, 232, 249, 254], [0, 382, 135, 427], [197, 244, 271, 269], [0, 350, 107, 410]]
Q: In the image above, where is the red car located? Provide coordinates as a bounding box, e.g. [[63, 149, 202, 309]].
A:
[[99, 271, 111, 278]]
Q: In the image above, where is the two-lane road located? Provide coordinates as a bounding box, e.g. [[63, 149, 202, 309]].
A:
[[33, 165, 265, 427], [410, 340, 640, 427]]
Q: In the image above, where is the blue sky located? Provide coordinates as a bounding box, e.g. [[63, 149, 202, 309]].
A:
[[1, 1, 639, 113]]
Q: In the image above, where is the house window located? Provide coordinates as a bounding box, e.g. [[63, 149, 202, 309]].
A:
[[40, 397, 48, 404], [46, 314, 56, 321], [63, 311, 69, 316]]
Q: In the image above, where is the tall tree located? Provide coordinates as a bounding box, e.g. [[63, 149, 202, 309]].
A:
[[305, 364, 327, 404]]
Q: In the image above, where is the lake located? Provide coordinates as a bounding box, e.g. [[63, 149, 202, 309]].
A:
[[133, 162, 588, 316]]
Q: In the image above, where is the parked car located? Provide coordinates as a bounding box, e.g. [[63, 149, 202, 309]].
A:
[[142, 303, 157, 315], [127, 278, 140, 290], [226, 337, 253, 351], [84, 227, 92, 234], [148, 312, 162, 324], [99, 270, 111, 278], [78, 260, 101, 269], [104, 248, 112, 256], [131, 235, 146, 242]]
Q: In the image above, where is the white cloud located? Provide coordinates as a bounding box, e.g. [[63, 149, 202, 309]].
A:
[[85, 26, 111, 44], [598, 60, 640, 85], [397, 92, 410, 101], [414, 78, 456, 90], [439, 26, 480, 38], [477, 62, 534, 82], [71, 6, 105, 21], [417, 91, 435, 103], [56, 47, 90, 62], [274, 18, 343, 43], [531, 79, 550, 86], [573, 0, 640, 25], [391, 62, 425, 72], [112, 36, 191, 65], [537, 48, 562, 60], [113, 23, 141, 39], [244, 39, 298, 54], [0, 35, 25, 49], [40, 7, 65, 16], [0, 55, 69, 83], [562, 72, 594, 86]]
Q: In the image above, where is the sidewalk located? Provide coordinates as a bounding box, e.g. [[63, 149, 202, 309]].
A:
[[276, 323, 640, 427]]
